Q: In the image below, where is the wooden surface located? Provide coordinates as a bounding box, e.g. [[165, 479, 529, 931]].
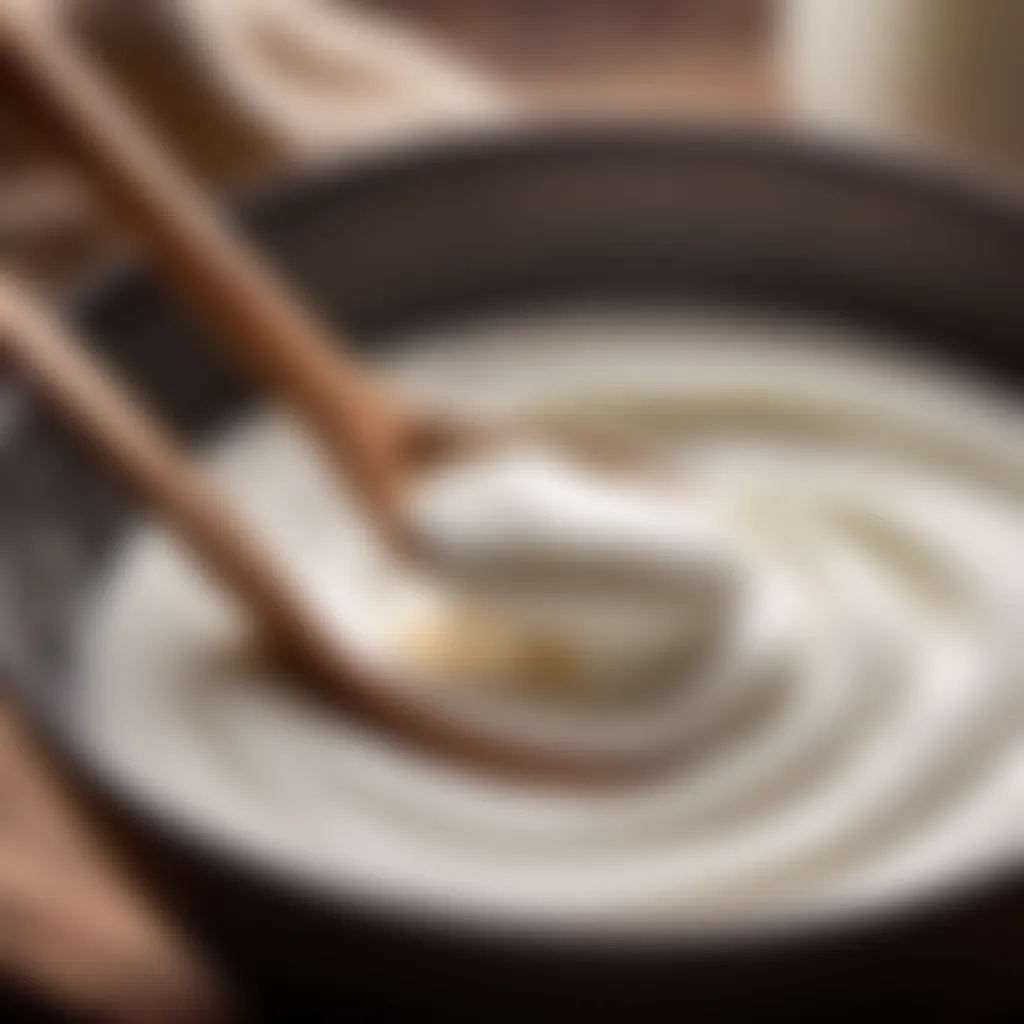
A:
[[0, 705, 233, 1020], [0, 4, 777, 1019]]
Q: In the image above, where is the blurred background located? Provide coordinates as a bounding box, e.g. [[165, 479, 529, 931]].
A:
[[0, 0, 778, 289], [1, 1, 1023, 1019], [10, 0, 1024, 291]]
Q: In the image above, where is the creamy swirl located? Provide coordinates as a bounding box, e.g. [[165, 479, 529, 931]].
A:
[[397, 442, 740, 702], [84, 307, 1024, 934]]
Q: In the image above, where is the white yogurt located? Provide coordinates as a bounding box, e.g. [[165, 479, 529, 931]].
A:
[[402, 443, 739, 694], [82, 306, 1024, 935]]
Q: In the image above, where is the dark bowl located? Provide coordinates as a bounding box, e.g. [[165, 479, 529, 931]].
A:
[[1, 124, 1022, 1017]]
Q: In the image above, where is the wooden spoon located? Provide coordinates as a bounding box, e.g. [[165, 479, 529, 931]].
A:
[[0, 7, 679, 783], [0, 274, 667, 784]]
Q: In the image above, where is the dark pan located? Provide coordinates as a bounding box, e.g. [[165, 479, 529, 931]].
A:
[[1, 124, 1022, 1016]]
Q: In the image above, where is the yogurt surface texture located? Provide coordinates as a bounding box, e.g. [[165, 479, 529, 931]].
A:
[[401, 441, 740, 696], [83, 306, 1024, 934]]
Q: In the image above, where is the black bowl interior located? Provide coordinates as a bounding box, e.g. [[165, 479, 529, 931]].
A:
[[1, 125, 1023, 1012]]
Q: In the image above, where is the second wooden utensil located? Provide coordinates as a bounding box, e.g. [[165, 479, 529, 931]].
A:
[[0, 274, 665, 783]]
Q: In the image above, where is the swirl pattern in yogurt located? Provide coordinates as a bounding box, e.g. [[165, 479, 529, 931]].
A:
[[83, 306, 1024, 934]]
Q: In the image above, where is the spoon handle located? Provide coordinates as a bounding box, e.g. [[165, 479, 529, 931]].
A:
[[0, 4, 406, 519]]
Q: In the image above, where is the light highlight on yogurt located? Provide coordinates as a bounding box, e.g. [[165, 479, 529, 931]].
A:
[[401, 443, 739, 694]]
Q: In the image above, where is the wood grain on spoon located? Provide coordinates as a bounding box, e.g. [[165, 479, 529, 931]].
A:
[[0, 275, 665, 784], [0, 2, 423, 532]]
